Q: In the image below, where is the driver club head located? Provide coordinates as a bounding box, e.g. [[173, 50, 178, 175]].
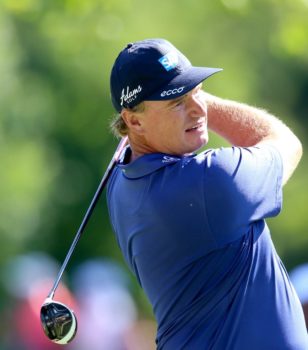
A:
[[40, 298, 77, 344]]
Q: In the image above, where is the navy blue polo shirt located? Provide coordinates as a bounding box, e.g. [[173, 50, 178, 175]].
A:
[[107, 145, 308, 349]]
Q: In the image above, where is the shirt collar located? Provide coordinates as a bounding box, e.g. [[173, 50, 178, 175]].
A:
[[117, 146, 190, 179]]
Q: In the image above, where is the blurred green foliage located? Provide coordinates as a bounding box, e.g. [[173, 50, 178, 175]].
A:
[[0, 0, 307, 322]]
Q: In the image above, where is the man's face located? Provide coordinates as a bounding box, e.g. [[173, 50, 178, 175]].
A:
[[136, 84, 209, 155]]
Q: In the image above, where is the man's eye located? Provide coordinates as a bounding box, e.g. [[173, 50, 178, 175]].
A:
[[195, 87, 202, 95], [194, 89, 204, 100], [173, 98, 185, 107], [175, 100, 183, 106]]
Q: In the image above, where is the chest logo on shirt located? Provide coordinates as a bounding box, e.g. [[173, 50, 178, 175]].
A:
[[162, 156, 180, 163]]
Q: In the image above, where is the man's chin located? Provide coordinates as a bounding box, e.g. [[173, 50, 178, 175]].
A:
[[197, 135, 209, 149], [185, 139, 209, 155]]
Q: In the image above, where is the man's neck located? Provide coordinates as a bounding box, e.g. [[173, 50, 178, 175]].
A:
[[126, 133, 154, 162]]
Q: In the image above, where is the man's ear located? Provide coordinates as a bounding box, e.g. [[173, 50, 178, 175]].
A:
[[121, 109, 145, 134]]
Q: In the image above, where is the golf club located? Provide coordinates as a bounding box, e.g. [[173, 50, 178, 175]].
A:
[[40, 136, 128, 344]]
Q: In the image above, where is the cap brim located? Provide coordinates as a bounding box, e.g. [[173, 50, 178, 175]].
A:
[[146, 66, 222, 101]]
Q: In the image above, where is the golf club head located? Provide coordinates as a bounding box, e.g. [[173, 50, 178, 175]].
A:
[[40, 298, 77, 344]]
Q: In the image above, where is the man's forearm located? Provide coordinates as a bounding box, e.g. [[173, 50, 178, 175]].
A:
[[206, 93, 280, 147], [204, 92, 302, 184]]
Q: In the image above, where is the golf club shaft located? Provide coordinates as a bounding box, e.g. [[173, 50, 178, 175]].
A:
[[47, 136, 128, 299]]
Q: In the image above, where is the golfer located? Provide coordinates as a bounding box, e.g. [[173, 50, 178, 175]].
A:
[[107, 38, 308, 349]]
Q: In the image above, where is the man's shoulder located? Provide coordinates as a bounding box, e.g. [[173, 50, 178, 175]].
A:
[[199, 145, 282, 172]]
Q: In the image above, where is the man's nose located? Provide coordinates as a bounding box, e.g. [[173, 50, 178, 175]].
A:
[[188, 93, 207, 117]]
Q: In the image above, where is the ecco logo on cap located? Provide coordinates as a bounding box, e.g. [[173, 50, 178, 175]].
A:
[[158, 51, 178, 71], [160, 86, 185, 97]]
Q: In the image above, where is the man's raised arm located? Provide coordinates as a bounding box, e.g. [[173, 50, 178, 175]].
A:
[[205, 92, 303, 185]]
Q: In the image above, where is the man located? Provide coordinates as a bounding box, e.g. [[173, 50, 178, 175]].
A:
[[107, 38, 308, 349]]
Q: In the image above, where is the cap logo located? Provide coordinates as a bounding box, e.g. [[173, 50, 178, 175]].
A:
[[160, 86, 185, 97], [158, 51, 178, 71], [120, 85, 142, 106]]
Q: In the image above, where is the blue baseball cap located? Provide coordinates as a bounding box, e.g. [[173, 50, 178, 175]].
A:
[[110, 38, 222, 112]]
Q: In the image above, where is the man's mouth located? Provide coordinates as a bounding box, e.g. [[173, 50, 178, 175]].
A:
[[185, 122, 205, 132]]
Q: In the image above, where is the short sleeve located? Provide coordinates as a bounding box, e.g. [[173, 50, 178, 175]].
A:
[[204, 145, 283, 245]]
